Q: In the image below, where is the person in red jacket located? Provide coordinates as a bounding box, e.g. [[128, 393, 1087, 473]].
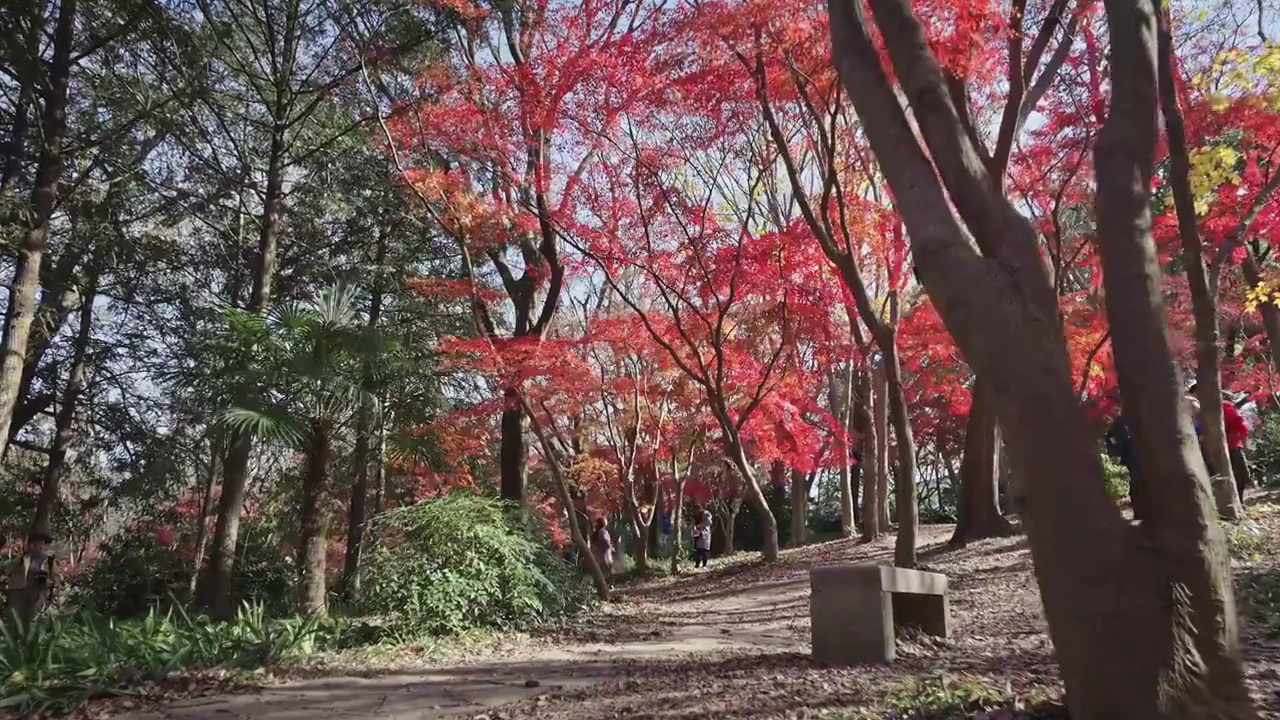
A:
[[1223, 399, 1252, 504], [1189, 383, 1253, 504]]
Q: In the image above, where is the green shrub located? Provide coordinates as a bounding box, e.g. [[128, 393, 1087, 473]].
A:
[[1101, 455, 1131, 501], [357, 492, 592, 636], [74, 524, 294, 618], [0, 603, 321, 713]]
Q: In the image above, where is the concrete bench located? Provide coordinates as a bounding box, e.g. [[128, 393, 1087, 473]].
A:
[[809, 564, 949, 665]]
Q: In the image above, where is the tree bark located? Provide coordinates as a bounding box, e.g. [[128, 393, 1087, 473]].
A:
[[298, 424, 332, 616], [341, 404, 372, 598], [626, 497, 651, 572], [499, 392, 527, 501], [855, 369, 880, 540], [1242, 250, 1280, 374], [521, 400, 610, 599], [790, 467, 808, 546], [199, 115, 288, 619], [872, 361, 891, 531], [30, 276, 94, 543], [0, 0, 76, 466], [829, 365, 857, 537], [716, 496, 743, 556], [341, 249, 385, 599], [190, 433, 222, 595], [882, 341, 918, 567], [826, 0, 1255, 713], [951, 378, 1015, 545], [725, 439, 779, 561], [1155, 12, 1240, 521]]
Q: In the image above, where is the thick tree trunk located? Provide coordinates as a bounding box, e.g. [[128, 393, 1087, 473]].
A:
[[1156, 17, 1239, 521], [951, 378, 1015, 545], [298, 425, 332, 616], [826, 0, 1255, 713], [0, 0, 75, 466], [499, 392, 526, 502], [790, 467, 808, 547], [190, 433, 221, 595], [199, 118, 288, 618], [200, 438, 250, 618], [30, 278, 93, 543]]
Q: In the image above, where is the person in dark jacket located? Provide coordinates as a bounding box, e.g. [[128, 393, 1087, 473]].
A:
[[1105, 414, 1148, 519]]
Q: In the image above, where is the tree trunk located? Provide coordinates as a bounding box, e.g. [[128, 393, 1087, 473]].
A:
[[826, 0, 1255, 713], [855, 370, 880, 540], [373, 400, 387, 514], [499, 391, 526, 502], [341, 254, 384, 599], [199, 116, 288, 618], [190, 433, 222, 595], [882, 340, 919, 568], [1155, 14, 1240, 521], [0, 0, 76, 466], [829, 365, 857, 537], [873, 361, 891, 530], [521, 401, 610, 599], [716, 496, 743, 556], [341, 405, 372, 599], [200, 438, 250, 618], [670, 478, 686, 575], [726, 440, 779, 561], [1242, 250, 1280, 374], [298, 424, 332, 616], [29, 277, 93, 544], [627, 498, 651, 573], [951, 378, 1015, 545], [789, 468, 808, 546]]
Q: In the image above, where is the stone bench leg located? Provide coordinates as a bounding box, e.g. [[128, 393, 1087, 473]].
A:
[[811, 584, 895, 665]]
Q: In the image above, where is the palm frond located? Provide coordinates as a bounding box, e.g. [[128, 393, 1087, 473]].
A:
[[220, 406, 307, 447]]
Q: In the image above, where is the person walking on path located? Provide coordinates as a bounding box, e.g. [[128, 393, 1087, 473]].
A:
[[1223, 398, 1252, 504], [691, 511, 712, 568], [590, 517, 615, 577]]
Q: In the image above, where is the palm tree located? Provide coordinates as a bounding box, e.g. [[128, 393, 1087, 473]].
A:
[[219, 285, 374, 616]]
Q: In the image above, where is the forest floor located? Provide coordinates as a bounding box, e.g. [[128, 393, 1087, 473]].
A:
[[114, 496, 1280, 720]]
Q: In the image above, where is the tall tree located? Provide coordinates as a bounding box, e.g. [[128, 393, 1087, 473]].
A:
[[826, 0, 1254, 714]]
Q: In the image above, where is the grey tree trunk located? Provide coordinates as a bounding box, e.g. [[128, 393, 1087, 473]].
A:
[[0, 0, 76, 466], [298, 424, 332, 615], [30, 274, 94, 543]]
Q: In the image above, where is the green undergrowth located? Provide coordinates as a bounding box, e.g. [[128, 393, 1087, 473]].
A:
[[0, 603, 321, 713]]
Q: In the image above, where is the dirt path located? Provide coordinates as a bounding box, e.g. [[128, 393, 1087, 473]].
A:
[[120, 522, 1280, 719], [120, 556, 816, 720]]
